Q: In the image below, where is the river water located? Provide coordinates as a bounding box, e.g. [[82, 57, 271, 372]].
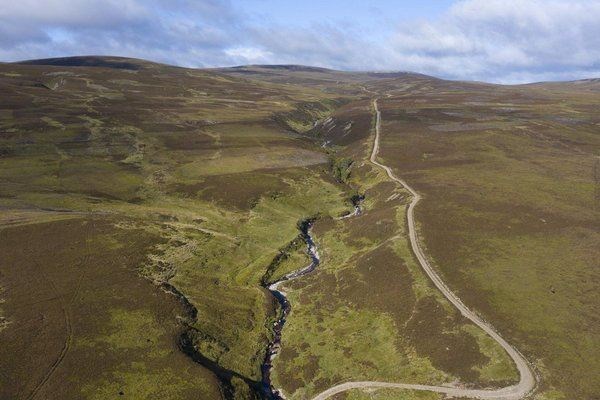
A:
[[260, 220, 319, 399], [261, 197, 363, 399]]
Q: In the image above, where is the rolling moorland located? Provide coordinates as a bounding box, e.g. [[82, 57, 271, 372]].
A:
[[0, 56, 598, 400]]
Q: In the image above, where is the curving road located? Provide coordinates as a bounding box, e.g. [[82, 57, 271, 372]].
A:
[[312, 99, 536, 400]]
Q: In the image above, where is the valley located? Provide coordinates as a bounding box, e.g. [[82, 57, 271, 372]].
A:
[[0, 57, 598, 400]]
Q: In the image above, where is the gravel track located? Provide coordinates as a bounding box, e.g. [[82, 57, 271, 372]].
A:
[[311, 99, 536, 400]]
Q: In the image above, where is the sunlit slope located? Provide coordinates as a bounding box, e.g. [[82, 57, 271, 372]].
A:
[[375, 78, 600, 399]]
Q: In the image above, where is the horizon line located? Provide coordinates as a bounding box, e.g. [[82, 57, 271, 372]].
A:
[[6, 54, 600, 86]]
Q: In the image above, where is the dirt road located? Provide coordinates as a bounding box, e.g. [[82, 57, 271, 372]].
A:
[[312, 99, 536, 400]]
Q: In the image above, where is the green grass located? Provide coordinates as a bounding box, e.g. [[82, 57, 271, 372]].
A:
[[82, 363, 212, 400], [341, 389, 442, 400], [76, 308, 168, 352]]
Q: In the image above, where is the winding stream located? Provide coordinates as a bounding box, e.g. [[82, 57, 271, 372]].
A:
[[261, 196, 363, 399], [260, 220, 321, 399]]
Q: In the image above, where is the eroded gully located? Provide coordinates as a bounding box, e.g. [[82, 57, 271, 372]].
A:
[[260, 219, 321, 399]]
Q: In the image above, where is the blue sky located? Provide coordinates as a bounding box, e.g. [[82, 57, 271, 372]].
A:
[[1, 0, 600, 83], [237, 1, 454, 34]]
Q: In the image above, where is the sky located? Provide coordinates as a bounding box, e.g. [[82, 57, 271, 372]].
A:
[[1, 0, 600, 83]]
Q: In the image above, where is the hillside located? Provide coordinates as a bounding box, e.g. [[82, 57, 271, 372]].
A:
[[0, 56, 598, 400], [0, 56, 361, 399]]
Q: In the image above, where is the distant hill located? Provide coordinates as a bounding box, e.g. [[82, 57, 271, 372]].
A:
[[232, 64, 334, 73], [16, 55, 159, 71], [527, 77, 600, 92], [11, 55, 600, 87]]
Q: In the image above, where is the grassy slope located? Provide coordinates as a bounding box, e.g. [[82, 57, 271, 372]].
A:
[[0, 57, 358, 398], [374, 78, 600, 399], [0, 216, 221, 400]]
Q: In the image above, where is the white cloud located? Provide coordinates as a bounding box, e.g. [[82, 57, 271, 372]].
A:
[[0, 0, 599, 82], [386, 0, 600, 82], [0, 0, 148, 27], [224, 47, 273, 64]]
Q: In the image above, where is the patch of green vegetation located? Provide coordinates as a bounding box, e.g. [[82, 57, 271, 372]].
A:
[[275, 99, 343, 133], [331, 157, 354, 183], [0, 286, 7, 333], [82, 363, 215, 400], [462, 325, 518, 384], [342, 388, 442, 400], [58, 158, 144, 200], [262, 234, 307, 284], [77, 308, 167, 355], [176, 147, 328, 178], [150, 172, 353, 381], [41, 116, 65, 129], [272, 304, 446, 399], [533, 389, 567, 400]]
